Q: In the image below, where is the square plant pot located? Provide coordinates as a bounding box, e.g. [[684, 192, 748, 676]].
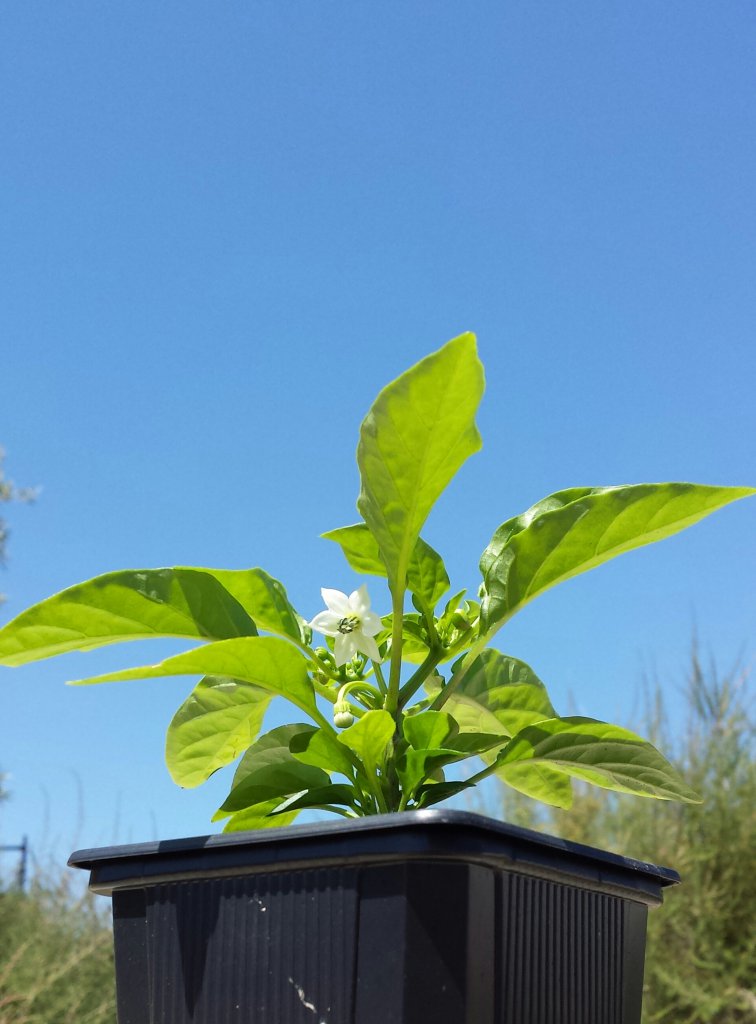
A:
[[69, 809, 678, 1024]]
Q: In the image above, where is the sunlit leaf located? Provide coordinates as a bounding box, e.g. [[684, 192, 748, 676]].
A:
[[0, 567, 260, 666], [481, 483, 756, 634], [0, 565, 307, 668], [166, 675, 273, 788], [289, 727, 356, 779], [357, 333, 484, 596], [428, 650, 556, 738], [496, 762, 574, 809], [496, 717, 701, 802], [216, 725, 329, 816], [323, 523, 451, 612], [69, 636, 318, 715], [403, 710, 457, 750], [337, 709, 395, 774]]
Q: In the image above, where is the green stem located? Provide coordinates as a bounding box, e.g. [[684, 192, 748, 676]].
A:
[[338, 680, 383, 707], [372, 660, 388, 695], [464, 756, 504, 788], [397, 649, 443, 708], [384, 588, 405, 715], [366, 771, 389, 814], [428, 635, 488, 711], [312, 678, 337, 703]]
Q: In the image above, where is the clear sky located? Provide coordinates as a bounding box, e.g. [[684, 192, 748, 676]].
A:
[[1, 2, 754, 875]]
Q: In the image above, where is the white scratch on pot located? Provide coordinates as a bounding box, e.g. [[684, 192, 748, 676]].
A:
[[288, 977, 328, 1023], [249, 896, 267, 912]]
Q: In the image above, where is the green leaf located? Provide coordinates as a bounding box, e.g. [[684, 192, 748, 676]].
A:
[[428, 650, 556, 738], [166, 676, 273, 788], [70, 636, 319, 715], [269, 784, 360, 814], [216, 725, 329, 816], [222, 798, 300, 832], [323, 523, 450, 612], [403, 710, 458, 751], [289, 727, 356, 779], [495, 762, 574, 809], [0, 567, 260, 667], [0, 565, 308, 668], [480, 483, 756, 635], [396, 746, 461, 797], [337, 709, 395, 774], [496, 716, 701, 802], [211, 567, 305, 641], [357, 333, 484, 596], [445, 731, 510, 756], [414, 779, 474, 808]]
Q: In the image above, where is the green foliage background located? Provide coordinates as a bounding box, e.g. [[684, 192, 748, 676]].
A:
[[0, 872, 115, 1024]]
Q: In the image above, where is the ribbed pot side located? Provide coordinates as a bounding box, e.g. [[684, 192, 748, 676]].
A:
[[70, 809, 679, 1024]]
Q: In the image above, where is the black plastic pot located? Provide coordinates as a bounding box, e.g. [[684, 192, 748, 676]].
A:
[[70, 809, 678, 1024]]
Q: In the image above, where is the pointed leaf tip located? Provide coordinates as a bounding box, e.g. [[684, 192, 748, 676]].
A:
[[356, 334, 484, 597]]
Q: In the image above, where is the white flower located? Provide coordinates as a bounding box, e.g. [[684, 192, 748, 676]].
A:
[[309, 585, 383, 667]]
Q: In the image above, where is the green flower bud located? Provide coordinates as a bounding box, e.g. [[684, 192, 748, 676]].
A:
[[451, 608, 471, 629], [333, 700, 354, 729], [314, 646, 335, 666]]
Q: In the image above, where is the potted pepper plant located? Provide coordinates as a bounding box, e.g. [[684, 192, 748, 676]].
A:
[[1, 334, 753, 1023]]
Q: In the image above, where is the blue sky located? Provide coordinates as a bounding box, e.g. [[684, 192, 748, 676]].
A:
[[1, 2, 755, 873]]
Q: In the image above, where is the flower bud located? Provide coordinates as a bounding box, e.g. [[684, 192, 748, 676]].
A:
[[451, 608, 471, 630], [333, 700, 354, 729], [314, 646, 334, 666]]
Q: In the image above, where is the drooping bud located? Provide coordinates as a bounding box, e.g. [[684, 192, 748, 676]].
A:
[[333, 699, 355, 729]]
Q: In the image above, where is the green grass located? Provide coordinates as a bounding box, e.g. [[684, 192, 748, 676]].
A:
[[485, 643, 756, 1023], [0, 869, 115, 1024]]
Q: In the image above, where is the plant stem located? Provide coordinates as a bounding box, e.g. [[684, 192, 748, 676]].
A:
[[428, 635, 488, 710], [384, 587, 405, 715], [372, 660, 388, 695], [463, 757, 503, 788], [397, 649, 443, 708]]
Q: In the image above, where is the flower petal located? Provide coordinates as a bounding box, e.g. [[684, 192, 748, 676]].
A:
[[321, 588, 351, 616], [359, 609, 383, 636], [349, 584, 371, 616], [334, 633, 357, 667], [354, 631, 381, 663], [309, 610, 341, 637]]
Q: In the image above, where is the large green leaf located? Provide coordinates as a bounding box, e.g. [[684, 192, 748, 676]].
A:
[[496, 717, 700, 802], [211, 567, 305, 640], [357, 333, 484, 596], [70, 636, 318, 715], [428, 650, 556, 738], [216, 725, 329, 817], [323, 523, 451, 611], [480, 483, 756, 635], [289, 727, 356, 779], [337, 710, 395, 774], [0, 567, 259, 666], [495, 762, 574, 809], [0, 565, 307, 667], [165, 676, 273, 788]]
